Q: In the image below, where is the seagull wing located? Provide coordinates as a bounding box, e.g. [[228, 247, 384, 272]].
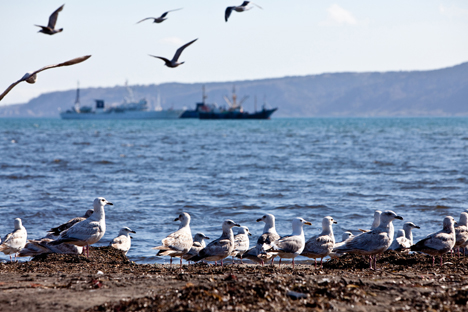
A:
[[149, 55, 171, 66], [241, 1, 250, 7], [48, 4, 64, 29], [136, 17, 155, 24], [161, 8, 182, 18], [172, 38, 198, 63], [0, 80, 23, 101], [225, 7, 233, 22]]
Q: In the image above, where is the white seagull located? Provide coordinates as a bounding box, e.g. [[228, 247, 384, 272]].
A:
[[110, 227, 136, 255], [182, 232, 210, 262], [190, 220, 241, 266], [301, 216, 337, 269], [402, 221, 420, 245], [0, 218, 27, 262], [35, 4, 64, 35], [225, 1, 262, 22], [153, 212, 193, 268], [334, 210, 403, 270], [149, 39, 197, 68], [19, 238, 82, 257], [388, 229, 411, 251], [231, 226, 252, 263], [49, 197, 113, 257], [137, 8, 182, 24], [263, 217, 312, 269], [242, 213, 280, 265], [359, 210, 382, 232], [0, 55, 92, 102], [454, 212, 468, 257], [329, 231, 354, 258], [411, 216, 456, 266]]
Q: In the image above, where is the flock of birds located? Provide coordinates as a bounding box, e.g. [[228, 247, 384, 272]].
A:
[[0, 2, 261, 102], [1, 197, 467, 271]]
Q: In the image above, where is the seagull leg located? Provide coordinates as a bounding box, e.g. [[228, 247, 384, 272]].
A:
[[270, 258, 274, 266], [240, 255, 243, 264], [221, 259, 224, 267], [292, 258, 295, 269], [440, 255, 443, 266], [180, 257, 183, 270], [320, 257, 323, 269], [278, 258, 281, 268], [314, 259, 317, 269], [432, 256, 435, 267], [369, 256, 372, 270], [374, 255, 377, 270]]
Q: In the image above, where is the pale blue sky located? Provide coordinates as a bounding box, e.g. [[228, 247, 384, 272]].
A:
[[1, 0, 467, 105]]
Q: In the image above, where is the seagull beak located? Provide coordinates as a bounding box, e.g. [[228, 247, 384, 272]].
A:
[[130, 236, 134, 239], [234, 223, 241, 227], [174, 217, 180, 221], [395, 216, 403, 220], [131, 230, 136, 234], [415, 225, 420, 229], [248, 232, 252, 236], [333, 221, 338, 224], [256, 218, 262, 222], [304, 221, 312, 226], [204, 236, 210, 240], [107, 202, 113, 206]]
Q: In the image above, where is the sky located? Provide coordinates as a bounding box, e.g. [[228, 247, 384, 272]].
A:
[[0, 0, 467, 105]]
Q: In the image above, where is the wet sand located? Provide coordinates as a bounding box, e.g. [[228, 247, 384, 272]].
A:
[[0, 247, 467, 311]]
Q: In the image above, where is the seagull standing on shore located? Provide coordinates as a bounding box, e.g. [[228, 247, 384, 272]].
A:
[[225, 1, 262, 22], [137, 8, 182, 24], [49, 197, 113, 257], [411, 216, 456, 266], [190, 220, 241, 266], [263, 217, 312, 269], [0, 55, 92, 102], [359, 210, 382, 232], [231, 226, 252, 263], [149, 38, 197, 68], [0, 218, 27, 262], [334, 210, 403, 270], [454, 212, 468, 257], [35, 4, 64, 35], [46, 209, 94, 239], [302, 216, 337, 269], [182, 233, 210, 262], [388, 229, 411, 251], [402, 221, 420, 245], [329, 231, 354, 258], [110, 227, 136, 255], [242, 214, 280, 265], [153, 212, 193, 268]]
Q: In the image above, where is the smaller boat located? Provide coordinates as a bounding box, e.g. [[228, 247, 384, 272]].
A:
[[180, 85, 217, 118], [198, 86, 277, 120]]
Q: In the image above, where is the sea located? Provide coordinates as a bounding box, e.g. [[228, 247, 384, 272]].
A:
[[0, 117, 467, 264]]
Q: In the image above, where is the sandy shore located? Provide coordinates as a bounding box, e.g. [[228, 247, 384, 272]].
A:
[[0, 247, 467, 311]]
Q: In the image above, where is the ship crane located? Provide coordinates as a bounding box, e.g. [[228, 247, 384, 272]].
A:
[[223, 86, 248, 111]]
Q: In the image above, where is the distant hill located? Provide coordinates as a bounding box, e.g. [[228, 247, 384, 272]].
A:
[[1, 62, 467, 118]]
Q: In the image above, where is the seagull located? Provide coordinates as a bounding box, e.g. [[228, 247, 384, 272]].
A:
[[411, 216, 456, 266], [454, 212, 468, 257], [334, 210, 403, 270], [149, 39, 197, 68], [388, 229, 411, 251], [35, 4, 65, 35], [0, 218, 27, 262], [263, 217, 312, 269], [190, 220, 241, 266], [359, 210, 382, 232], [110, 227, 136, 255], [402, 221, 420, 245], [153, 212, 193, 268], [329, 231, 354, 258], [0, 55, 92, 102], [18, 238, 82, 257], [225, 1, 262, 22], [231, 226, 252, 263], [46, 209, 94, 239], [301, 216, 337, 269], [49, 197, 113, 257], [242, 213, 280, 265], [182, 233, 210, 262], [137, 8, 182, 24]]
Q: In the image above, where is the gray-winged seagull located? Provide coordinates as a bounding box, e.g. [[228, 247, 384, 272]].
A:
[[137, 8, 182, 24], [301, 216, 337, 269], [0, 218, 27, 262], [182, 232, 210, 262], [35, 4, 64, 35], [46, 209, 94, 239], [242, 213, 280, 265], [149, 38, 197, 68], [231, 226, 251, 264], [110, 227, 136, 255]]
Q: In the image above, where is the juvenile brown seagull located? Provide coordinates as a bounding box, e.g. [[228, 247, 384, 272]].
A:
[[149, 39, 197, 68], [0, 55, 92, 102], [35, 4, 64, 35]]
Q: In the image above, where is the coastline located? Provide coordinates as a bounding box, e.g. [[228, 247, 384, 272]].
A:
[[0, 247, 467, 311]]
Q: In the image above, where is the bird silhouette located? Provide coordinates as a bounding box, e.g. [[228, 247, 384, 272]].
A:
[[35, 4, 64, 35], [149, 39, 198, 68], [137, 8, 182, 24]]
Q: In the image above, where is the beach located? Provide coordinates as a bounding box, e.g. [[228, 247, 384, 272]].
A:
[[0, 247, 467, 311]]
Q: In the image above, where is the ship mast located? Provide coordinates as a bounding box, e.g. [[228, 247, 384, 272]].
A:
[[74, 81, 81, 113]]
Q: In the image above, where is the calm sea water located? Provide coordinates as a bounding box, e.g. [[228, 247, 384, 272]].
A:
[[0, 118, 467, 263]]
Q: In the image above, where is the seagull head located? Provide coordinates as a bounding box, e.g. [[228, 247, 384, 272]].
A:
[[443, 216, 456, 230], [194, 232, 210, 242], [459, 212, 468, 225], [403, 221, 420, 230], [237, 226, 252, 236], [256, 213, 275, 224], [174, 212, 191, 226], [323, 216, 337, 228], [93, 197, 113, 210], [14, 218, 23, 229], [222, 219, 241, 231], [120, 227, 136, 235], [341, 231, 354, 241], [380, 210, 403, 224]]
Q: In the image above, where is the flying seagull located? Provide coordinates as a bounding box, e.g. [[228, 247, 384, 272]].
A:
[[137, 8, 182, 24], [0, 55, 92, 102], [149, 39, 197, 68], [35, 4, 64, 35], [225, 1, 262, 22]]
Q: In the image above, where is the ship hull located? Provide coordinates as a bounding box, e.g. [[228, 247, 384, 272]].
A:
[[198, 108, 277, 120], [60, 110, 184, 120]]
